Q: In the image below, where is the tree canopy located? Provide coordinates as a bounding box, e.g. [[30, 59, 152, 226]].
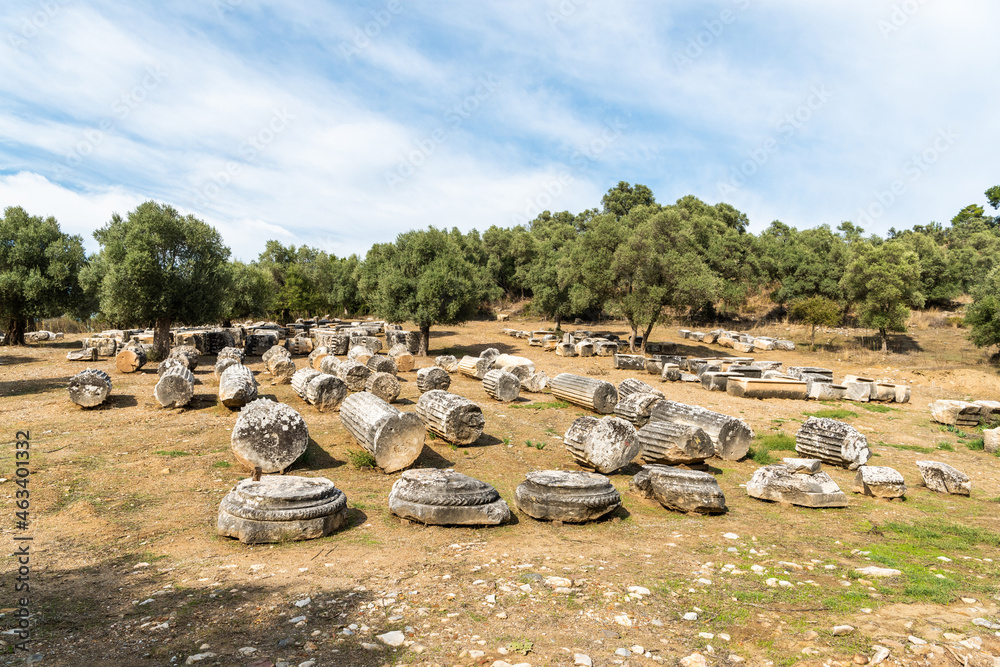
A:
[[86, 201, 232, 358], [0, 207, 88, 345]]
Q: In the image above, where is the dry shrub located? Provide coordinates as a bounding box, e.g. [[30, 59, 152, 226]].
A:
[[38, 316, 93, 334], [908, 309, 950, 330]]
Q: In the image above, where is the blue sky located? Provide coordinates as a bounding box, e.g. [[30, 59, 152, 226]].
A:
[[1, 1, 997, 261]]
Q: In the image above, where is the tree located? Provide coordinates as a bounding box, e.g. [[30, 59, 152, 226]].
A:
[[788, 296, 841, 351], [223, 261, 276, 324], [965, 265, 1000, 355], [87, 201, 231, 359], [0, 207, 88, 345], [763, 224, 848, 306], [521, 211, 577, 327], [357, 227, 499, 355], [328, 254, 363, 317], [601, 181, 656, 219], [840, 241, 924, 352]]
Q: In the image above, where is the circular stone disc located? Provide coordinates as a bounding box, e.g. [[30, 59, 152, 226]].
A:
[[229, 475, 339, 511], [390, 468, 499, 506]]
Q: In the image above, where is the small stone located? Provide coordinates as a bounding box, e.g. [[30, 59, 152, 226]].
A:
[[852, 654, 868, 665], [288, 615, 306, 624], [723, 533, 739, 539], [298, 661, 316, 667], [855, 566, 901, 577], [574, 654, 593, 666], [614, 614, 632, 627], [698, 632, 714, 640], [377, 630, 405, 647], [469, 650, 486, 659], [615, 648, 631, 657], [185, 653, 217, 665], [682, 612, 698, 621], [496, 611, 508, 619], [908, 636, 927, 645], [294, 597, 311, 607], [869, 647, 891, 666], [832, 625, 855, 636], [238, 647, 257, 656], [631, 645, 645, 654], [360, 642, 379, 650], [959, 637, 983, 650], [680, 653, 708, 667], [627, 585, 651, 596]]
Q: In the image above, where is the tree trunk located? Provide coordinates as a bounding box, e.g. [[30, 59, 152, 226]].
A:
[[554, 313, 562, 331], [641, 321, 655, 355], [880, 328, 888, 353], [810, 324, 817, 351], [3, 318, 27, 346], [419, 324, 430, 357], [153, 317, 171, 360]]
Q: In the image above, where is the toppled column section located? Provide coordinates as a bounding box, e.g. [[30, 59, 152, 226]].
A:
[[115, 345, 147, 373], [365, 371, 401, 404], [387, 343, 414, 372], [483, 369, 520, 402], [613, 392, 664, 428], [340, 392, 424, 473], [154, 365, 195, 408], [457, 355, 492, 379], [230, 399, 309, 473], [415, 390, 485, 445], [563, 416, 639, 473], [68, 369, 112, 407], [629, 464, 727, 514], [649, 400, 752, 461], [617, 378, 664, 400], [217, 475, 348, 544], [168, 344, 200, 371], [219, 364, 258, 408], [514, 470, 621, 523], [916, 460, 971, 496], [550, 373, 618, 414], [746, 460, 848, 508], [416, 366, 451, 393], [389, 468, 510, 525], [636, 421, 714, 465], [306, 374, 348, 412], [795, 417, 870, 469], [931, 400, 982, 427], [853, 466, 906, 499]]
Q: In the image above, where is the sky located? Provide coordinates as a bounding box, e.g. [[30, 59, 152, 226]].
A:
[[1, 0, 998, 261]]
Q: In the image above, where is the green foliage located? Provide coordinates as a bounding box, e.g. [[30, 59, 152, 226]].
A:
[[155, 450, 191, 457], [788, 295, 841, 349], [861, 404, 895, 413], [358, 226, 500, 354], [0, 207, 89, 345], [224, 261, 276, 321], [964, 438, 985, 451], [840, 240, 925, 351], [749, 433, 797, 464], [87, 201, 231, 357], [936, 442, 954, 451], [803, 409, 857, 419], [524, 440, 545, 450], [510, 400, 571, 410], [760, 223, 848, 305], [965, 265, 1000, 352], [507, 639, 533, 655], [346, 449, 377, 469]]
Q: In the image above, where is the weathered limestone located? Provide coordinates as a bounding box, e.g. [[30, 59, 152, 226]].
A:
[[617, 378, 664, 400], [387, 343, 415, 372], [68, 369, 112, 407], [351, 335, 382, 354], [514, 470, 621, 523], [550, 373, 618, 414], [575, 341, 595, 357], [244, 332, 278, 357], [435, 355, 459, 372], [319, 355, 341, 375], [613, 392, 664, 428], [308, 346, 330, 371], [83, 337, 118, 357], [594, 340, 618, 356], [230, 399, 309, 472], [347, 344, 373, 366], [157, 357, 188, 377], [388, 468, 510, 526], [985, 428, 1000, 454], [726, 377, 808, 400], [214, 356, 240, 380], [366, 354, 398, 376], [931, 400, 983, 427], [843, 381, 872, 402], [701, 372, 742, 392], [853, 466, 906, 499], [67, 347, 98, 362], [629, 464, 727, 514], [416, 366, 452, 393], [291, 368, 322, 400], [479, 347, 500, 365], [555, 342, 577, 357], [218, 346, 245, 363], [339, 392, 424, 473], [649, 401, 753, 461], [219, 364, 258, 408], [154, 365, 195, 408], [916, 460, 971, 496], [746, 462, 848, 508], [314, 332, 349, 355], [217, 475, 348, 544], [521, 371, 549, 393], [636, 421, 714, 465], [493, 354, 534, 375], [284, 336, 314, 355], [614, 354, 647, 371], [563, 416, 639, 473], [168, 344, 200, 371], [457, 355, 492, 379], [974, 400, 1000, 421], [483, 369, 520, 402], [871, 383, 897, 402], [660, 363, 681, 382], [893, 385, 912, 403], [306, 373, 348, 412], [365, 371, 401, 404], [795, 417, 871, 469], [808, 383, 847, 401], [265, 351, 296, 384], [732, 341, 755, 353], [115, 346, 147, 373], [336, 361, 373, 392], [415, 390, 485, 445]]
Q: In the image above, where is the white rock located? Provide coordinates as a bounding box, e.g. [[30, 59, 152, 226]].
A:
[[377, 630, 405, 647], [908, 636, 927, 645], [831, 625, 854, 636], [628, 585, 651, 596], [288, 615, 306, 623], [723, 533, 739, 539], [185, 654, 216, 665], [680, 653, 708, 667], [869, 645, 890, 665], [238, 647, 257, 656], [855, 566, 901, 577], [683, 612, 698, 621], [295, 597, 311, 607], [614, 614, 633, 627], [574, 654, 593, 667]]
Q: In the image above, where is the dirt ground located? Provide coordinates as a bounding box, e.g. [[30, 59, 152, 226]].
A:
[[2, 319, 999, 667]]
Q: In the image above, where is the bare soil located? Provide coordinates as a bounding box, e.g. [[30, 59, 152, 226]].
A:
[[2, 319, 1000, 667]]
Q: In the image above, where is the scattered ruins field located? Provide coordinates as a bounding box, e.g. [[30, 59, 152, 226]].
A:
[[2, 319, 1000, 667]]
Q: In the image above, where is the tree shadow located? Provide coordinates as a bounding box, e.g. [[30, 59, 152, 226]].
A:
[[0, 375, 73, 397], [412, 445, 455, 468], [185, 393, 220, 410], [432, 342, 520, 357], [289, 438, 345, 472], [466, 433, 503, 448], [91, 394, 139, 410], [0, 354, 43, 365]]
